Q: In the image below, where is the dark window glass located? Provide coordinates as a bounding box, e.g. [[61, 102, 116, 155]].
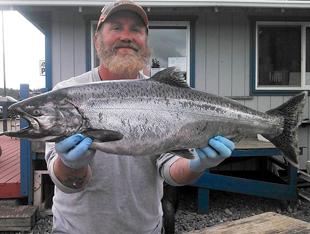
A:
[[258, 25, 301, 87], [148, 26, 187, 80]]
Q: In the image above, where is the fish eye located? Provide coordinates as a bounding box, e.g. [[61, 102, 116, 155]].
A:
[[33, 109, 41, 116]]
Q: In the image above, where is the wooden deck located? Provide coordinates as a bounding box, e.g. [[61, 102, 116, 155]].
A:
[[0, 136, 21, 198]]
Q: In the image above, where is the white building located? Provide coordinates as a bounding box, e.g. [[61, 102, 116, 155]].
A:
[[1, 0, 310, 169]]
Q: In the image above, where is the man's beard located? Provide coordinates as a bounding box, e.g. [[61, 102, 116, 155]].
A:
[[97, 39, 152, 78]]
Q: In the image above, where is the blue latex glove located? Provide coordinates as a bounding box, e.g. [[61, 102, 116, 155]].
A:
[[55, 134, 96, 169], [189, 136, 235, 172]]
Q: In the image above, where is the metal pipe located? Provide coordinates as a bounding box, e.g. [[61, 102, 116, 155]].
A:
[[1, 11, 7, 132], [1, 11, 6, 97]]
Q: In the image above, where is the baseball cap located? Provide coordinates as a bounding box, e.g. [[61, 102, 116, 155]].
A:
[[96, 0, 149, 33]]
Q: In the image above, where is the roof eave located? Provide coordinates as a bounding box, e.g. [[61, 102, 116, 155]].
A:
[[1, 1, 310, 8]]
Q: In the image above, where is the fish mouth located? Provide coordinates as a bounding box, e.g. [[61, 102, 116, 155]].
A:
[[0, 109, 41, 138], [0, 125, 32, 137]]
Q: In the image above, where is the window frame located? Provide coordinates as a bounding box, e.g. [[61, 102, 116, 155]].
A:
[[250, 19, 310, 95], [149, 21, 191, 84], [90, 20, 98, 70]]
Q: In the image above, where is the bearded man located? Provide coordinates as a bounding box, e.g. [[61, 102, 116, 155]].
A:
[[45, 1, 234, 233]]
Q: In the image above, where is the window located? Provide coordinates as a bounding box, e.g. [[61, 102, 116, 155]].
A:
[[254, 21, 310, 92], [148, 22, 190, 83], [90, 21, 191, 83]]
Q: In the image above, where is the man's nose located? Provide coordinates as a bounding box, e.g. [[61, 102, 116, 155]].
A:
[[120, 29, 132, 42]]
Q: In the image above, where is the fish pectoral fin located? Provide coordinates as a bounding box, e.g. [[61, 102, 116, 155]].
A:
[[225, 133, 246, 144], [83, 129, 123, 142], [169, 149, 195, 159]]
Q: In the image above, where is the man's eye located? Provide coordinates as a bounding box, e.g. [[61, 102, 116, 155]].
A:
[[132, 28, 141, 33]]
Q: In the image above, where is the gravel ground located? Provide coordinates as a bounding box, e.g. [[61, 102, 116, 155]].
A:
[[29, 186, 310, 234], [174, 186, 310, 233]]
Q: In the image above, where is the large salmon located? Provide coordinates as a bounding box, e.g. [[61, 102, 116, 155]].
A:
[[0, 67, 307, 167]]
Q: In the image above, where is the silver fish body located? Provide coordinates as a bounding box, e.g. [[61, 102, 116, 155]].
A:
[[1, 67, 307, 167], [75, 80, 282, 156]]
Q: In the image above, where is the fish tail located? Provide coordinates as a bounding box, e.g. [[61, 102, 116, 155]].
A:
[[262, 91, 308, 168]]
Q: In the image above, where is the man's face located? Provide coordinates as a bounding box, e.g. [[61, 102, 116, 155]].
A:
[[95, 11, 152, 78]]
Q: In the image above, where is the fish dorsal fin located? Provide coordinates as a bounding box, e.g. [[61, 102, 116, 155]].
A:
[[149, 67, 190, 89]]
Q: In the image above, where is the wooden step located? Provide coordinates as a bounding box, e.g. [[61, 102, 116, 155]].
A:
[[0, 205, 38, 232], [186, 212, 310, 234]]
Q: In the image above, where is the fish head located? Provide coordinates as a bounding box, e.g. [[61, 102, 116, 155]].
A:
[[2, 91, 83, 141]]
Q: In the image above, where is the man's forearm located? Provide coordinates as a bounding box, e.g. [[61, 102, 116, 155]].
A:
[[54, 156, 91, 189], [169, 158, 204, 184]]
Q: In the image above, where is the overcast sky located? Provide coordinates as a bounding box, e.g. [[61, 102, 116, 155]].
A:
[[0, 11, 45, 91]]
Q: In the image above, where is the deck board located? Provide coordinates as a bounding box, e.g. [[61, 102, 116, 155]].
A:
[[0, 164, 20, 182], [0, 160, 19, 170], [0, 136, 21, 198], [0, 155, 19, 165], [0, 158, 19, 169]]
